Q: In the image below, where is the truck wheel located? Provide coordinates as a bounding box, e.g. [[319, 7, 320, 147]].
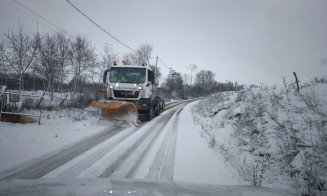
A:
[[146, 108, 154, 121], [154, 102, 160, 116], [159, 102, 163, 114]]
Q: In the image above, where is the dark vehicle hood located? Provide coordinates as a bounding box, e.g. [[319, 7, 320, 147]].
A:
[[0, 178, 294, 196]]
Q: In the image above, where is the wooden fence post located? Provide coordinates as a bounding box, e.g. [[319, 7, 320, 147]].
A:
[[293, 72, 300, 91]]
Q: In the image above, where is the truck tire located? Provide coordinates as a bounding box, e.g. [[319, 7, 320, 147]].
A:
[[146, 107, 154, 121], [160, 102, 163, 113], [154, 102, 160, 116]]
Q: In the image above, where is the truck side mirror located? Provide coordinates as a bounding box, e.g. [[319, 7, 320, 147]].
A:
[[147, 70, 155, 84], [103, 69, 109, 83]]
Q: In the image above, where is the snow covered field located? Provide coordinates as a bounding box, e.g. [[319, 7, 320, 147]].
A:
[[192, 82, 327, 195], [0, 108, 113, 172]]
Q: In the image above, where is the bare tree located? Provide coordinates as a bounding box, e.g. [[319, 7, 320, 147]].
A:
[[0, 38, 6, 86], [187, 64, 197, 85], [0, 24, 38, 91], [165, 69, 184, 99], [136, 43, 153, 65], [183, 73, 190, 85], [36, 33, 63, 99], [121, 43, 153, 66], [136, 43, 162, 77], [122, 52, 137, 65], [56, 32, 70, 95], [102, 43, 117, 69], [194, 69, 216, 94], [69, 35, 97, 96]]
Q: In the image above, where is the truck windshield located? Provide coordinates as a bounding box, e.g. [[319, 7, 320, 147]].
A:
[[109, 67, 146, 84]]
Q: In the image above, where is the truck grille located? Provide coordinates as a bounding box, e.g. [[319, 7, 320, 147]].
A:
[[113, 90, 140, 98]]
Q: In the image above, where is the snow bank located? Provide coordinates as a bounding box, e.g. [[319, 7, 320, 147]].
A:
[[192, 83, 327, 195]]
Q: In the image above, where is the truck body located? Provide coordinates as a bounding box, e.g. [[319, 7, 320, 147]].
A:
[[102, 64, 165, 120]]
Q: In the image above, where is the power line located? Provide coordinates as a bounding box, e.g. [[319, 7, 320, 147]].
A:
[[65, 0, 137, 53], [158, 57, 172, 70], [2, 0, 56, 32], [11, 0, 67, 33], [3, 0, 175, 76], [65, 0, 174, 72]]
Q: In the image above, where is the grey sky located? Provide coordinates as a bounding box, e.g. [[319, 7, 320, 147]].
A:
[[1, 0, 326, 84]]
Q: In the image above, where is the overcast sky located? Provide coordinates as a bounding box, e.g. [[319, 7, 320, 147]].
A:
[[1, 0, 326, 85]]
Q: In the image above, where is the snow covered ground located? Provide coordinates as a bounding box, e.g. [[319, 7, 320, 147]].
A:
[[192, 82, 327, 195], [0, 95, 302, 195], [174, 102, 246, 185], [0, 108, 113, 172], [0, 101, 248, 187]]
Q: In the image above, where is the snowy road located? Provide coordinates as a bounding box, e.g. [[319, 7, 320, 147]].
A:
[[0, 102, 185, 179], [0, 101, 244, 186]]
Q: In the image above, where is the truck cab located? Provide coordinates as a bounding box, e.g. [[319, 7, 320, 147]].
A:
[[103, 64, 164, 120]]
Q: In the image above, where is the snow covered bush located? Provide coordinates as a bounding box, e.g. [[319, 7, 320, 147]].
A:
[[193, 83, 327, 195]]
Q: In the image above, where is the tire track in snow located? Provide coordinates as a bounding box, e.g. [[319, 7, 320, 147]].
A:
[[145, 106, 184, 181], [158, 114, 179, 181], [98, 104, 185, 178], [1, 126, 126, 179], [125, 105, 186, 178], [42, 126, 139, 178], [43, 103, 185, 178], [0, 102, 187, 180]]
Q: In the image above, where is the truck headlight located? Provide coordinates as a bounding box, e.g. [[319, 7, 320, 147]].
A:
[[109, 85, 114, 89], [138, 86, 143, 90]]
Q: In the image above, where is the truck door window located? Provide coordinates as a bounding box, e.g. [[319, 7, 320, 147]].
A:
[[148, 70, 155, 84]]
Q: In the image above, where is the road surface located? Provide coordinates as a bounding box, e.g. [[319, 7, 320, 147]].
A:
[[0, 102, 187, 180]]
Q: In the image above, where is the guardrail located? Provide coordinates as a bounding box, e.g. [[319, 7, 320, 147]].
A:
[[0, 91, 44, 125]]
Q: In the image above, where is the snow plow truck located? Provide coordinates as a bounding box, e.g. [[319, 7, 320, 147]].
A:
[[91, 62, 165, 125]]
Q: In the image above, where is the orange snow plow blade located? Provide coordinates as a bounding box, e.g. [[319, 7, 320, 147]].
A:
[[90, 100, 139, 126]]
